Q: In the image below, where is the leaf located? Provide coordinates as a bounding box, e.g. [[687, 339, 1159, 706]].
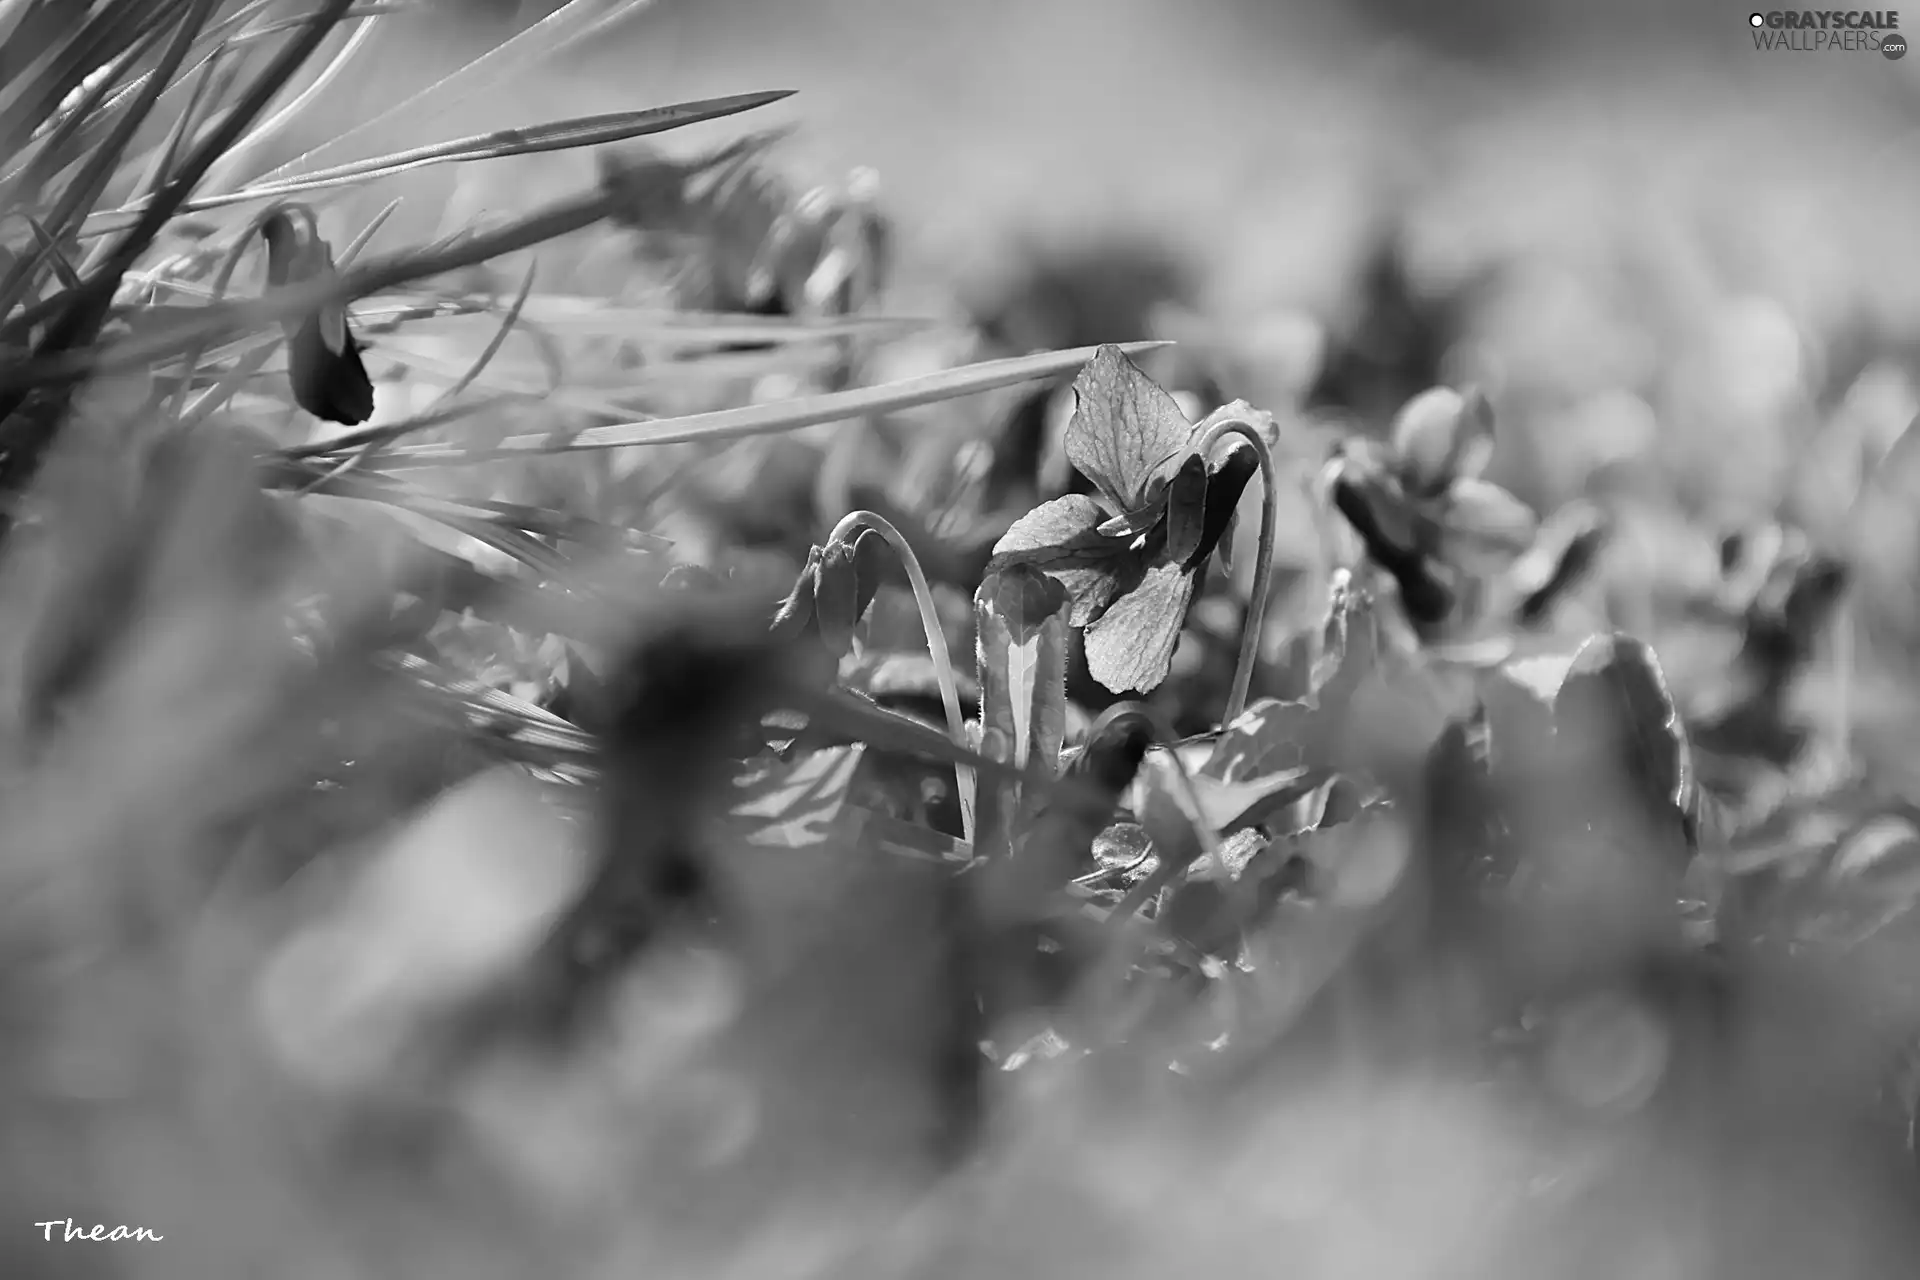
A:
[[1063, 343, 1194, 514], [1554, 633, 1693, 825], [1082, 561, 1197, 695], [852, 651, 983, 711], [1196, 584, 1377, 792], [1163, 452, 1210, 567], [996, 712, 1151, 911], [1391, 385, 1494, 497], [729, 744, 867, 848], [973, 565, 1071, 777], [989, 494, 1130, 626], [1180, 766, 1331, 834], [1136, 751, 1207, 885], [1203, 699, 1317, 780], [87, 93, 804, 232], [377, 342, 1172, 461]]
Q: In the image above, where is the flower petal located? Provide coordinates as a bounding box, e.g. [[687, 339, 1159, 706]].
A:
[[1391, 386, 1495, 496], [1432, 477, 1539, 574], [993, 494, 1105, 555], [1163, 453, 1211, 567], [1064, 345, 1195, 513], [989, 494, 1132, 626], [1191, 443, 1260, 569], [1083, 562, 1198, 695]]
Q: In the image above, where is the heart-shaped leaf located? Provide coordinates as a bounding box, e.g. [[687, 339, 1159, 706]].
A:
[[973, 564, 1071, 778], [729, 744, 867, 848], [1197, 583, 1377, 800], [1554, 632, 1694, 833]]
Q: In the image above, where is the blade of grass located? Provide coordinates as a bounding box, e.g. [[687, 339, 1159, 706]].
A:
[[81, 90, 798, 234], [70, 0, 359, 286], [371, 342, 1175, 464], [0, 0, 35, 53], [126, 29, 227, 224], [499, 301, 941, 344], [338, 196, 403, 264], [0, 0, 359, 516], [301, 255, 541, 486], [199, 1, 383, 190], [177, 337, 278, 426], [0, 12, 168, 210], [271, 462, 671, 558], [426, 255, 535, 410], [1, 184, 637, 387], [35, 0, 214, 255], [383, 650, 599, 765], [23, 214, 81, 292], [243, 0, 660, 188], [0, 0, 184, 160]]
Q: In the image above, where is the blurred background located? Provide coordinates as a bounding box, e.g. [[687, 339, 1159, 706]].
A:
[[278, 0, 1920, 760]]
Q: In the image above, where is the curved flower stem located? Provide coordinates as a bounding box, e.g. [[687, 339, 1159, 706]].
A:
[[1196, 414, 1281, 726], [829, 510, 975, 844]]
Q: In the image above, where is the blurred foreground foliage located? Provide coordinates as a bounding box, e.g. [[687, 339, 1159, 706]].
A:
[[4, 3, 1920, 1280]]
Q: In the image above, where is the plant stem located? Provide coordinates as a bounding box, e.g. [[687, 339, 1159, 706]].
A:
[[829, 510, 975, 844], [1197, 414, 1281, 726]]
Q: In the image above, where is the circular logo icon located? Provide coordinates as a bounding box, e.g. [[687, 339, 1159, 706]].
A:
[[1885, 33, 1908, 60], [1749, 12, 1765, 27]]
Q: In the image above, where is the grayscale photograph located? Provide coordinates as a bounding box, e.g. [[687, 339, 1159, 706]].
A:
[[2, 1, 1919, 1276]]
